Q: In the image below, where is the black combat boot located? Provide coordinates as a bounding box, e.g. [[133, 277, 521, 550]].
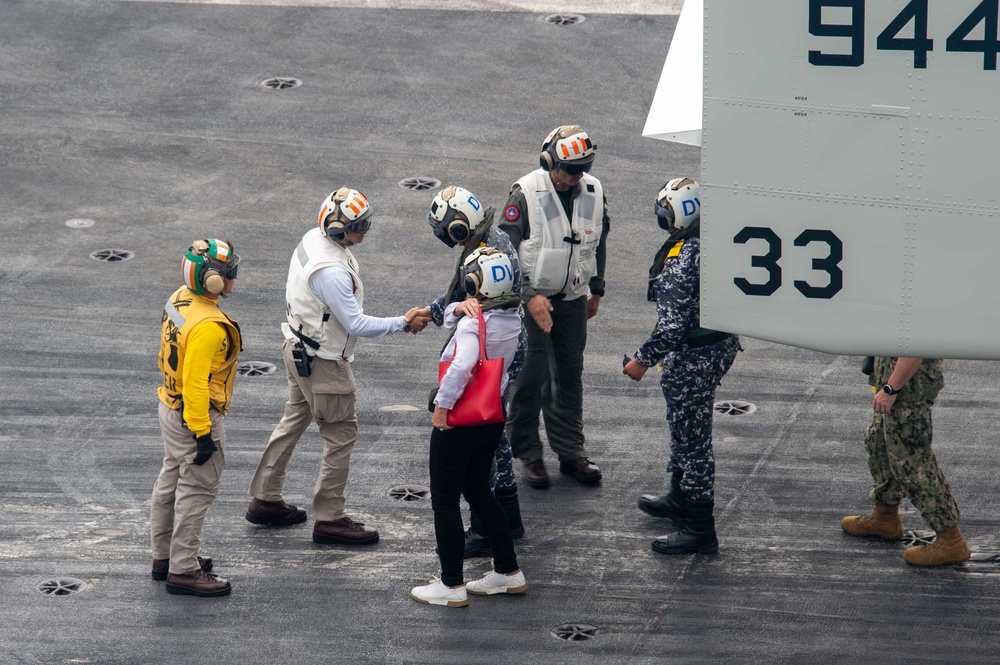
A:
[[637, 469, 686, 522], [463, 510, 493, 559], [495, 485, 525, 539], [651, 498, 718, 555]]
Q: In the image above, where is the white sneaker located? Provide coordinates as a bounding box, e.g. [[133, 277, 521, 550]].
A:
[[466, 569, 528, 595], [410, 578, 469, 607]]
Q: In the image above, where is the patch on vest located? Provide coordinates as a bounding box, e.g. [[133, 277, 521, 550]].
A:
[[504, 205, 520, 221], [586, 184, 595, 193]]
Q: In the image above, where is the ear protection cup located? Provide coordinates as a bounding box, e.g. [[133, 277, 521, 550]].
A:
[[464, 272, 481, 297], [447, 218, 471, 243], [203, 270, 225, 295], [539, 147, 555, 172], [325, 217, 347, 241]]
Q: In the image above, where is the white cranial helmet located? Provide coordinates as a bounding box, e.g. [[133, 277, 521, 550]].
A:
[[427, 185, 485, 247], [655, 177, 701, 231], [317, 187, 373, 240], [540, 125, 596, 174], [461, 247, 514, 299]]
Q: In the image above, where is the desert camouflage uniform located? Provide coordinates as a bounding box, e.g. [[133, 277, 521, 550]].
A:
[[634, 233, 739, 502], [427, 220, 524, 491], [865, 357, 959, 532]]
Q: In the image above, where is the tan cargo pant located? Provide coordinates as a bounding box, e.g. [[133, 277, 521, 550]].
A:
[[150, 402, 226, 575], [247, 339, 358, 522]]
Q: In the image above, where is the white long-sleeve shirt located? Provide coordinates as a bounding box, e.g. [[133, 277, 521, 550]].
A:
[[309, 266, 406, 338], [435, 303, 521, 410]]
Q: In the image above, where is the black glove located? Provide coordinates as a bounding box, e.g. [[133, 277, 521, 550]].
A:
[[192, 433, 217, 465]]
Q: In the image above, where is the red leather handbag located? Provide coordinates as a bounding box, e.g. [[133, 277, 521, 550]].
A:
[[438, 311, 505, 427]]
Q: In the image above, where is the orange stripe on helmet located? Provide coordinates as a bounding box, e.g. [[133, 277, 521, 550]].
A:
[[318, 205, 328, 228], [186, 259, 196, 289], [348, 202, 361, 216], [560, 144, 570, 158], [356, 192, 368, 207]]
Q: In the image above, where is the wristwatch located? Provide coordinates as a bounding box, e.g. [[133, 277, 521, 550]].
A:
[[882, 384, 899, 396]]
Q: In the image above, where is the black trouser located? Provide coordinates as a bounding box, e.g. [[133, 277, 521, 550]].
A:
[[429, 422, 519, 587], [506, 295, 588, 463]]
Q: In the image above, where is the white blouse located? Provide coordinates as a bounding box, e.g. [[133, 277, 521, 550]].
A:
[[434, 303, 522, 410]]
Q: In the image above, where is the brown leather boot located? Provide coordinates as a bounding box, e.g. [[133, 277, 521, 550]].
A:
[[312, 517, 379, 545], [245, 498, 307, 526], [165, 570, 231, 597], [903, 526, 971, 566], [521, 459, 550, 489], [151, 556, 212, 581], [841, 503, 903, 540], [558, 457, 603, 484]]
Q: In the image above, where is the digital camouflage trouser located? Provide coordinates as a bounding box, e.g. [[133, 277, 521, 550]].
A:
[[661, 336, 740, 502]]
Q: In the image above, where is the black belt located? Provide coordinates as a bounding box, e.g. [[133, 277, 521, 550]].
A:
[[685, 331, 733, 349], [548, 293, 566, 302]]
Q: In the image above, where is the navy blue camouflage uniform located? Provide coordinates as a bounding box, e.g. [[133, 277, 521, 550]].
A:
[[633, 222, 740, 502], [426, 218, 524, 492]]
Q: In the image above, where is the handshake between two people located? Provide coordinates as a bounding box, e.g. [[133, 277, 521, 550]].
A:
[[404, 299, 484, 335], [404, 307, 433, 334]]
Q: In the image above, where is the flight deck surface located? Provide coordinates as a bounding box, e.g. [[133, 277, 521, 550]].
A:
[[2, 2, 999, 663]]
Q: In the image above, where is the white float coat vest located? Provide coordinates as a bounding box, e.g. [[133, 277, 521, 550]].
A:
[[515, 169, 603, 300], [282, 227, 364, 361]]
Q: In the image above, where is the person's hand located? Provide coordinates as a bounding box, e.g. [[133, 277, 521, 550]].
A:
[[404, 307, 432, 333], [587, 294, 601, 319], [432, 406, 452, 431], [527, 294, 554, 333], [455, 298, 481, 319], [623, 359, 648, 382], [872, 390, 897, 414], [192, 433, 217, 465]]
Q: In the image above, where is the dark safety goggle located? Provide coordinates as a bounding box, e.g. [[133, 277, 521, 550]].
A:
[[560, 161, 593, 176], [348, 217, 372, 235], [654, 200, 674, 222], [218, 254, 241, 280]]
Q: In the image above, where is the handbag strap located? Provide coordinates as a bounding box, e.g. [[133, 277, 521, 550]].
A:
[[446, 308, 490, 362], [477, 310, 489, 362]]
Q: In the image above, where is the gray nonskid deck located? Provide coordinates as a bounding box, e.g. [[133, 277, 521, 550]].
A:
[[2, 2, 999, 663]]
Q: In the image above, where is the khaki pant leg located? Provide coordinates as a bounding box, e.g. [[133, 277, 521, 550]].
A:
[[247, 340, 315, 500], [307, 356, 358, 522], [151, 402, 182, 560], [167, 407, 226, 575]]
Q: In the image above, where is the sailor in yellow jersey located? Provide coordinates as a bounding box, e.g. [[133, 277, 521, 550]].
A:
[[150, 239, 242, 597]]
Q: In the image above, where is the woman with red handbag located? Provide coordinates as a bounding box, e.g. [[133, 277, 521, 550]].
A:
[[411, 248, 527, 608]]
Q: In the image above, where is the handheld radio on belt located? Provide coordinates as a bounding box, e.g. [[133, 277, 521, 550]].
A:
[[290, 325, 320, 377]]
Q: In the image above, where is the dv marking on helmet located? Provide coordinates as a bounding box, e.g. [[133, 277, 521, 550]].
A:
[[490, 264, 513, 283]]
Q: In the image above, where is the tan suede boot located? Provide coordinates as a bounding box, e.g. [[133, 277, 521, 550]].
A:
[[840, 503, 904, 540], [903, 526, 971, 566]]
